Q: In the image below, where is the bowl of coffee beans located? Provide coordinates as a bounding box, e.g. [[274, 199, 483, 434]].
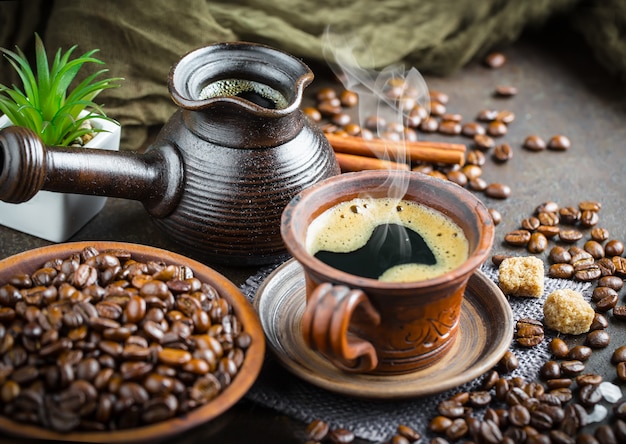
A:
[[0, 241, 265, 442]]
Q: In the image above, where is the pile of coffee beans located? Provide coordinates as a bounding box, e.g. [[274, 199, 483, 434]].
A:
[[0, 246, 251, 432]]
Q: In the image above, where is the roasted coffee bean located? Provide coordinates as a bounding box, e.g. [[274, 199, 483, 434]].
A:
[[488, 121, 508, 138], [396, 424, 421, 441], [492, 143, 513, 161], [536, 201, 560, 214], [595, 292, 618, 312], [560, 360, 585, 376], [592, 286, 618, 302], [504, 230, 531, 246], [578, 200, 602, 212], [491, 254, 512, 267], [485, 52, 506, 68], [576, 373, 603, 387], [303, 107, 322, 122], [558, 229, 583, 243], [438, 400, 465, 418], [521, 216, 540, 231], [586, 329, 610, 348], [516, 318, 544, 347], [598, 275, 623, 290], [613, 305, 626, 321], [596, 257, 616, 277], [527, 232, 548, 254], [489, 208, 502, 226], [549, 338, 569, 359], [508, 404, 531, 427], [580, 210, 599, 227], [573, 263, 601, 282], [545, 378, 572, 390], [485, 183, 511, 199], [498, 351, 519, 373], [613, 256, 626, 277], [547, 135, 571, 151], [474, 134, 495, 150], [537, 224, 560, 238], [567, 345, 592, 361], [548, 247, 571, 264], [327, 428, 355, 443], [466, 150, 486, 166], [462, 164, 483, 180], [495, 85, 518, 97], [549, 263, 574, 279], [590, 313, 609, 330], [462, 122, 485, 137], [595, 424, 617, 444], [419, 116, 439, 132], [430, 415, 453, 433], [540, 361, 561, 380], [591, 227, 610, 242], [306, 419, 330, 441], [583, 240, 605, 259], [439, 120, 462, 135], [523, 135, 546, 151], [605, 239, 625, 257], [446, 418, 469, 440], [538, 211, 560, 226]]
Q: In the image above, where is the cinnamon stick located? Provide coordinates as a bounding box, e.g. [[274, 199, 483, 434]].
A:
[[325, 133, 466, 166], [335, 152, 410, 172]]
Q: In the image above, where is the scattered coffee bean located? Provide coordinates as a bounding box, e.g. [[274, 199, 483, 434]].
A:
[[488, 208, 502, 225], [559, 229, 584, 243], [523, 135, 547, 151], [549, 263, 574, 279], [605, 239, 625, 257], [485, 52, 506, 68], [473, 134, 495, 150], [495, 85, 518, 97], [527, 232, 548, 253], [487, 121, 508, 137], [547, 135, 571, 151], [462, 122, 485, 137], [516, 318, 544, 347], [590, 313, 609, 330], [586, 329, 611, 348], [549, 338, 570, 359], [485, 183, 511, 199], [613, 305, 626, 321], [504, 230, 531, 246], [549, 246, 572, 264], [492, 143, 513, 162]]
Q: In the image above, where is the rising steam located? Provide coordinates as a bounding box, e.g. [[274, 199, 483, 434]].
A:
[[322, 29, 430, 198]]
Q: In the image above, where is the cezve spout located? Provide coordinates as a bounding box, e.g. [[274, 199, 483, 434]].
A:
[[0, 126, 184, 218]]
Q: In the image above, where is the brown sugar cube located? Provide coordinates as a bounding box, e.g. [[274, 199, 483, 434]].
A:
[[498, 256, 544, 298], [543, 289, 594, 335]]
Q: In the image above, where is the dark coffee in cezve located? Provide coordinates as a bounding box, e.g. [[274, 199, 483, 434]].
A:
[[306, 197, 469, 282]]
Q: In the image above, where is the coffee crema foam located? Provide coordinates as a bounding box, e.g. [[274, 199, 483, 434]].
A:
[[306, 197, 469, 282]]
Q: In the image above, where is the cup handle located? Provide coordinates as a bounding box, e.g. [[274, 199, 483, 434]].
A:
[[301, 283, 381, 373]]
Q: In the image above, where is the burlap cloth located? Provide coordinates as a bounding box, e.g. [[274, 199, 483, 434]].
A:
[[2, 0, 625, 151], [240, 261, 590, 443]]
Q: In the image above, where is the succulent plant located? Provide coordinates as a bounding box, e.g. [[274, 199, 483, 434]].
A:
[[0, 33, 122, 146]]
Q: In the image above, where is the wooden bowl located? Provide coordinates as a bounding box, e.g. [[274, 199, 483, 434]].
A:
[[0, 241, 265, 442]]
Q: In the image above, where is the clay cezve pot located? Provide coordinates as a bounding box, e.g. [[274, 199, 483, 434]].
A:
[[0, 42, 339, 265]]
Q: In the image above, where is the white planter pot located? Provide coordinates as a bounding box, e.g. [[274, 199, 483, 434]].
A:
[[0, 114, 121, 242]]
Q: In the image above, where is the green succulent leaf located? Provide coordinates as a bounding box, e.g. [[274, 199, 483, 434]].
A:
[[0, 33, 122, 146]]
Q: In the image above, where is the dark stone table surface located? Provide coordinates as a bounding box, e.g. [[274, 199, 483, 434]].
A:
[[1, 22, 625, 444]]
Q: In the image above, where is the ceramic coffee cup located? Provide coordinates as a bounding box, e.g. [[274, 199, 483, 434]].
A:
[[280, 170, 495, 375]]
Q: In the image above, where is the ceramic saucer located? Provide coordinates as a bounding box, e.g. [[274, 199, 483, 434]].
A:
[[254, 259, 514, 399]]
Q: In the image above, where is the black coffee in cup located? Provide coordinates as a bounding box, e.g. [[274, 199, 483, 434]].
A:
[[306, 197, 469, 282]]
